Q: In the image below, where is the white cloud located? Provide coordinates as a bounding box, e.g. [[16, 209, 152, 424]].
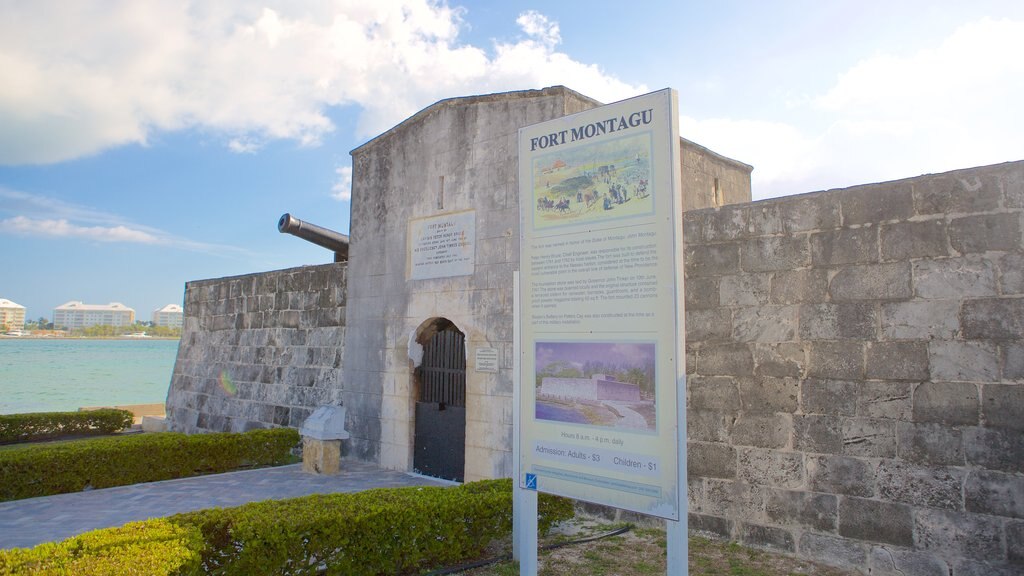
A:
[[686, 17, 1024, 200], [0, 2, 643, 166], [1, 216, 163, 244], [0, 188, 248, 253], [331, 166, 353, 201]]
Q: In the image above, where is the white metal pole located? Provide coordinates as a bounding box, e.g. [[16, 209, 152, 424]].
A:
[[512, 272, 538, 574]]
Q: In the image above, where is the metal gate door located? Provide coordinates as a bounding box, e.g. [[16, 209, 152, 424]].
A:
[[413, 327, 466, 481]]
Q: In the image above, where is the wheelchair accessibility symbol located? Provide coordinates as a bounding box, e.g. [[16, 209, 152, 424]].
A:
[[525, 473, 537, 490]]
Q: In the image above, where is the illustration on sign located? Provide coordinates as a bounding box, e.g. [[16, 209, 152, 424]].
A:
[[531, 132, 654, 230], [535, 341, 656, 432]]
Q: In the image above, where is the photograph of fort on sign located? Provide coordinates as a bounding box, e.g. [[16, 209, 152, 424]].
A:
[[535, 341, 656, 432], [532, 132, 653, 230]]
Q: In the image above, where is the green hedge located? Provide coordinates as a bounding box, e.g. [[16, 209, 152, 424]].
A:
[[0, 479, 574, 576], [0, 428, 299, 502], [0, 409, 134, 444], [0, 520, 203, 576]]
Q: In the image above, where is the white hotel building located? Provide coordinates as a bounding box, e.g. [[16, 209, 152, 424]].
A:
[[53, 301, 135, 329], [152, 304, 184, 328], [0, 298, 26, 331]]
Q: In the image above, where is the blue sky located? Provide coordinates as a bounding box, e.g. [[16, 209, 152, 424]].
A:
[[2, 1, 1023, 321]]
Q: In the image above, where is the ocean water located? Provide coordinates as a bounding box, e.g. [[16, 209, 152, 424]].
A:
[[0, 339, 180, 414]]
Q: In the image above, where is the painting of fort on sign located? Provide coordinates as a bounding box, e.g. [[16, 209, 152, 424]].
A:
[[531, 132, 654, 230], [535, 341, 656, 432]]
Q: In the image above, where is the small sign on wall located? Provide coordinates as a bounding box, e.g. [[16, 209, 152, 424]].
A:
[[408, 210, 476, 280], [475, 347, 499, 373]]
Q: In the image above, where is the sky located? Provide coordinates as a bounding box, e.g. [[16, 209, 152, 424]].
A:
[[1, 1, 1023, 322]]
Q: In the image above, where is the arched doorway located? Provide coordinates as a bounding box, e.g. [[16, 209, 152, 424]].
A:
[[412, 318, 466, 481]]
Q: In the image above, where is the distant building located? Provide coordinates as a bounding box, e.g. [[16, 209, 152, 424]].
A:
[[152, 304, 184, 328], [0, 298, 26, 331], [53, 301, 135, 329]]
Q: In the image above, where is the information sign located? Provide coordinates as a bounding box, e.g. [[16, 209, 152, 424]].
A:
[[518, 89, 685, 519]]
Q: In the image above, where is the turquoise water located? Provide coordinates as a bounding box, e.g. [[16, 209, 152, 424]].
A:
[[0, 339, 180, 414]]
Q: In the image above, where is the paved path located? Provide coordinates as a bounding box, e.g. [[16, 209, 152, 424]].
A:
[[0, 462, 451, 550]]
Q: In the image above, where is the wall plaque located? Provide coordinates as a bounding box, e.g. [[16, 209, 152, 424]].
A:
[[408, 210, 476, 280]]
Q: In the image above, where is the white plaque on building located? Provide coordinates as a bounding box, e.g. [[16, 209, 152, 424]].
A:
[[475, 347, 499, 373], [408, 210, 476, 280]]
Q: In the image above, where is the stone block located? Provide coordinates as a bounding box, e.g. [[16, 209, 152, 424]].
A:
[[740, 236, 810, 272], [880, 219, 949, 261], [962, 298, 1024, 340], [865, 341, 929, 381], [1005, 343, 1024, 380], [807, 341, 865, 380], [913, 171, 1003, 215], [868, 547, 949, 576], [928, 341, 999, 383], [703, 204, 747, 241], [719, 273, 772, 306], [739, 376, 800, 413], [753, 343, 805, 378], [830, 262, 912, 301], [302, 437, 342, 475], [1000, 253, 1024, 295], [732, 305, 798, 343], [697, 344, 755, 377], [897, 422, 964, 466], [1009, 520, 1024, 564], [838, 497, 913, 546], [779, 192, 842, 233], [737, 448, 804, 489], [842, 418, 896, 458], [953, 559, 1022, 576], [792, 414, 843, 454], [982, 383, 1024, 430], [730, 414, 792, 449], [913, 255, 997, 299], [684, 276, 720, 310], [685, 243, 740, 277], [687, 441, 737, 479], [688, 513, 733, 538], [811, 228, 878, 266], [841, 183, 915, 225], [686, 409, 733, 443], [965, 470, 1024, 519], [875, 460, 964, 510], [913, 381, 979, 426], [798, 533, 868, 572], [703, 479, 766, 520], [881, 300, 960, 340], [799, 303, 877, 340], [802, 378, 857, 416], [766, 489, 837, 532], [688, 375, 741, 413], [740, 523, 795, 553], [949, 213, 1021, 253], [965, 426, 1024, 473], [748, 203, 786, 236], [807, 454, 875, 497], [686, 308, 732, 342], [915, 508, 1004, 560], [769, 268, 829, 304], [857, 382, 912, 420]]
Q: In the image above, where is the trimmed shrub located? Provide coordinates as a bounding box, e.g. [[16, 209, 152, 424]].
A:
[[173, 478, 573, 575], [0, 519, 203, 576], [0, 479, 573, 576], [0, 428, 299, 501], [0, 409, 134, 444]]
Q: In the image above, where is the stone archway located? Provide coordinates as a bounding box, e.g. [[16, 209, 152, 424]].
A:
[[411, 317, 466, 482]]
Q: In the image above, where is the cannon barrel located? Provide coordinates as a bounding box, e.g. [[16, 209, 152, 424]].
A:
[[278, 213, 349, 262]]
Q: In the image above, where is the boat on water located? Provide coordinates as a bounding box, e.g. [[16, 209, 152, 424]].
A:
[[3, 330, 27, 337], [123, 332, 152, 338]]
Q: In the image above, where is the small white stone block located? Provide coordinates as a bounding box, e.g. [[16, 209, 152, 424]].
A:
[[299, 405, 350, 440], [141, 415, 169, 433]]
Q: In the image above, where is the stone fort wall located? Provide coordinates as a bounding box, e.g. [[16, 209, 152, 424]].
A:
[[683, 160, 1023, 575], [166, 264, 347, 433]]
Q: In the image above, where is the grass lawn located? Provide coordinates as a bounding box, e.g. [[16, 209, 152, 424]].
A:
[[448, 519, 858, 576]]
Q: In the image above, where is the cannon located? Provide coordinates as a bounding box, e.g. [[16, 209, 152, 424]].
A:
[[278, 213, 349, 262]]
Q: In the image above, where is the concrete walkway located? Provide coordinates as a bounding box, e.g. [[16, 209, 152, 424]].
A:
[[0, 461, 451, 550]]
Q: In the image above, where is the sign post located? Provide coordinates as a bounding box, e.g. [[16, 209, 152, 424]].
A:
[[515, 89, 687, 573]]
